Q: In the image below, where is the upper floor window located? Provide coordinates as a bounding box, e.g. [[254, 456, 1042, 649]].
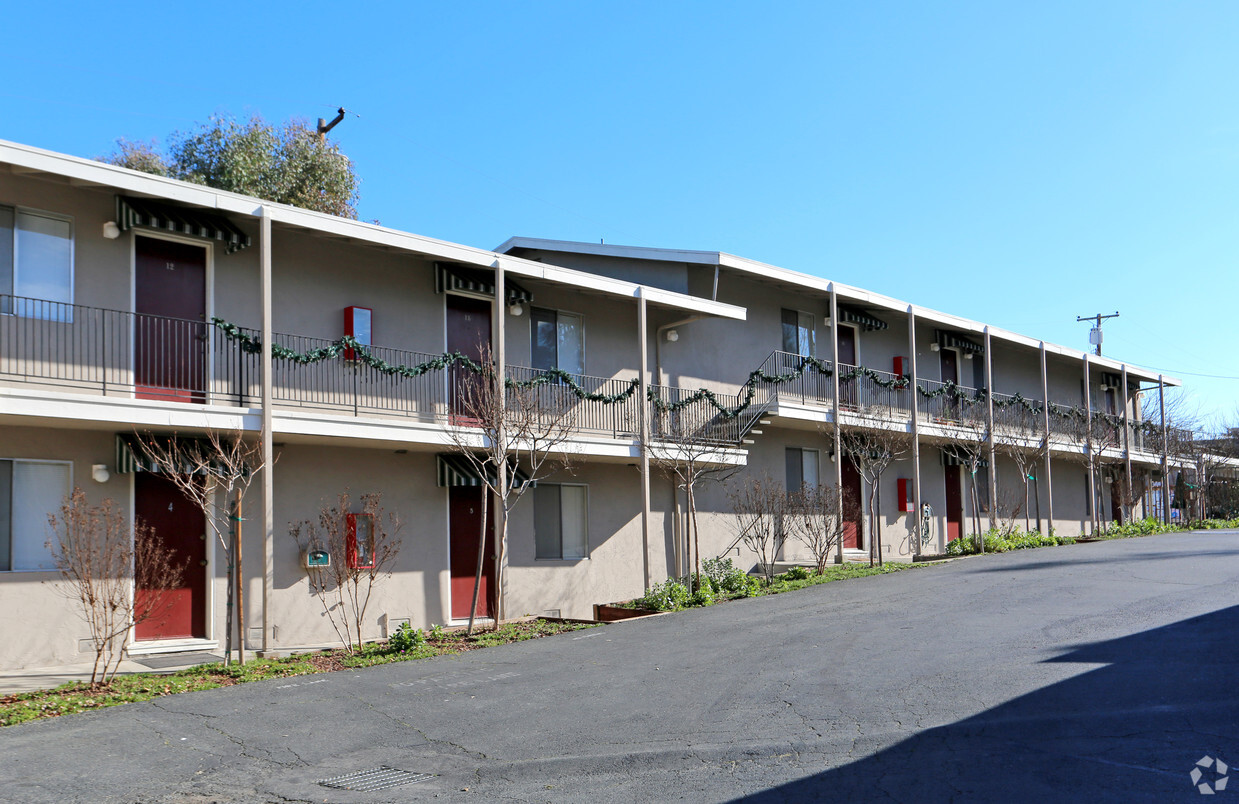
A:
[[0, 459, 71, 572], [781, 309, 815, 357], [530, 307, 583, 376], [1, 206, 74, 321]]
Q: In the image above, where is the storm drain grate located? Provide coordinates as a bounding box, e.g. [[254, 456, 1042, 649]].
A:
[[317, 767, 435, 792]]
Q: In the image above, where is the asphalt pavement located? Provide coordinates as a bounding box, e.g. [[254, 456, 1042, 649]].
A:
[[3, 530, 1238, 803]]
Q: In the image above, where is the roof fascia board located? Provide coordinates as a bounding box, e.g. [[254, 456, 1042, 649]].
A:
[[502, 259, 744, 320], [502, 239, 1173, 387], [496, 236, 724, 266], [1, 140, 740, 319]]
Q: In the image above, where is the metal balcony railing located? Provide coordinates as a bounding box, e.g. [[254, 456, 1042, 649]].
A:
[[917, 378, 987, 428], [504, 365, 641, 440], [1, 294, 260, 404], [836, 363, 911, 419], [754, 350, 833, 406], [648, 384, 750, 446], [269, 333, 447, 420], [990, 391, 1045, 438], [0, 295, 654, 439]]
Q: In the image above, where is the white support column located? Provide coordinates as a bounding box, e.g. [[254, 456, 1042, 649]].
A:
[[1040, 342, 1053, 534], [494, 260, 508, 621], [637, 288, 652, 589], [259, 208, 274, 657], [1159, 374, 1169, 524], [1121, 365, 1133, 522], [983, 328, 997, 530], [1083, 356, 1096, 535], [907, 306, 923, 554], [829, 285, 843, 563]]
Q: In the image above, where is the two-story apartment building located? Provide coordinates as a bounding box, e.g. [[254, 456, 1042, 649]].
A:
[[0, 139, 1198, 672]]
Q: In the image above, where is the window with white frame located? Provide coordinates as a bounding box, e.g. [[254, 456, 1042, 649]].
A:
[[785, 447, 820, 492], [0, 459, 72, 571], [534, 483, 588, 560], [530, 307, 584, 376], [0, 205, 74, 320], [781, 309, 815, 357]]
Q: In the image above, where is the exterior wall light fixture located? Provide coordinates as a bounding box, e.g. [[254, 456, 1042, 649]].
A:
[[91, 464, 111, 483], [102, 221, 121, 239], [509, 302, 524, 316], [665, 330, 679, 342]]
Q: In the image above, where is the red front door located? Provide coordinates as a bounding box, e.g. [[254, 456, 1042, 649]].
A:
[[837, 326, 857, 408], [841, 460, 864, 549], [135, 473, 207, 640], [445, 295, 492, 421], [944, 464, 964, 542], [940, 348, 959, 419], [450, 487, 496, 620], [135, 237, 207, 402]]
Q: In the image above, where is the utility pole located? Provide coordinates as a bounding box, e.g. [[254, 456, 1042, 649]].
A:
[[317, 108, 346, 141], [1076, 311, 1119, 356]]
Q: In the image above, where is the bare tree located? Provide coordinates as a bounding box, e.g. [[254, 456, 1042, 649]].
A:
[[47, 489, 181, 686], [646, 401, 742, 592], [939, 413, 990, 551], [993, 406, 1050, 533], [728, 474, 788, 585], [133, 428, 265, 665], [837, 427, 912, 566], [444, 345, 579, 632], [1114, 467, 1148, 523], [992, 486, 1027, 538], [289, 491, 401, 653], [785, 483, 846, 574], [1087, 412, 1125, 530]]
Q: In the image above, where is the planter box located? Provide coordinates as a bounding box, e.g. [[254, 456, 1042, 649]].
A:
[[593, 603, 662, 622]]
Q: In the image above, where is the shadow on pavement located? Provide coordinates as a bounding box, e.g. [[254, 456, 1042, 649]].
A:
[[734, 605, 1239, 803]]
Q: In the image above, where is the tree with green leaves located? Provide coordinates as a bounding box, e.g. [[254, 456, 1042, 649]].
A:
[[105, 114, 360, 218]]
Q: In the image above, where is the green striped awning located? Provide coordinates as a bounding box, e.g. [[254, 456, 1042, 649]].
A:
[[434, 262, 533, 304], [838, 305, 888, 332], [935, 329, 984, 356], [436, 453, 533, 489], [117, 196, 252, 254], [115, 434, 236, 476]]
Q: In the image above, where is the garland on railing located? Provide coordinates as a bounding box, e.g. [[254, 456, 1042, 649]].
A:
[[213, 319, 644, 404], [211, 318, 1159, 435]]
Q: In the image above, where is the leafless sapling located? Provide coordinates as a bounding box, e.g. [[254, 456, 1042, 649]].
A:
[[444, 345, 579, 632], [728, 474, 788, 586], [132, 428, 265, 665], [837, 426, 911, 566], [289, 491, 401, 653], [47, 489, 182, 686]]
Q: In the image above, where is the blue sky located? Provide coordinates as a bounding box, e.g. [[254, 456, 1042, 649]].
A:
[[3, 1, 1235, 425]]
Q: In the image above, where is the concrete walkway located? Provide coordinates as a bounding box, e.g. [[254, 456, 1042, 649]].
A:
[[0, 654, 224, 696]]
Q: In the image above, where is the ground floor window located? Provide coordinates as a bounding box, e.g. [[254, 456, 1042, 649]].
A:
[[0, 459, 71, 571], [785, 447, 819, 492], [534, 484, 588, 560]]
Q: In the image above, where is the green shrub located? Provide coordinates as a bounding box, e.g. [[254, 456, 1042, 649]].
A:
[[782, 566, 812, 581], [703, 556, 751, 595], [387, 622, 426, 652], [691, 586, 715, 607], [632, 580, 692, 611]]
